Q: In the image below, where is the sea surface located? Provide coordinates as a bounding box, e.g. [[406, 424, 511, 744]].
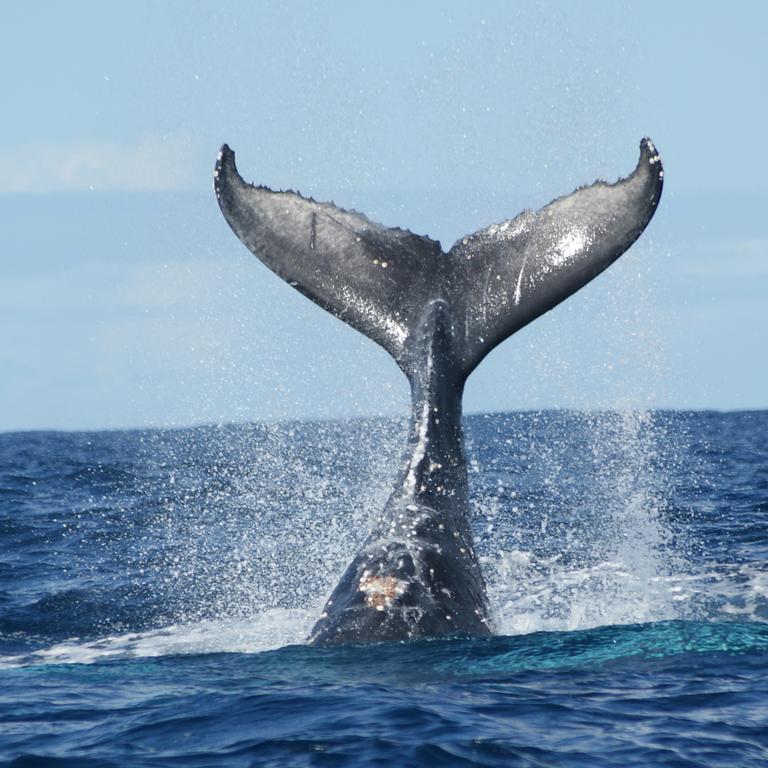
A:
[[1, 410, 766, 767]]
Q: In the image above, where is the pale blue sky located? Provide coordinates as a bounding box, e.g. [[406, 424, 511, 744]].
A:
[[1, 1, 766, 430]]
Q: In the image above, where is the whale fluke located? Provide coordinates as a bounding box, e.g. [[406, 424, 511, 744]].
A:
[[214, 140, 663, 645], [215, 139, 662, 385]]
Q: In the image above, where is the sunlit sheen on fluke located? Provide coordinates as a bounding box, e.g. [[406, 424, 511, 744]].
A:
[[213, 139, 663, 646]]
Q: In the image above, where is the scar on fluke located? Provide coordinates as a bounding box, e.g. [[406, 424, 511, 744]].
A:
[[309, 212, 317, 250]]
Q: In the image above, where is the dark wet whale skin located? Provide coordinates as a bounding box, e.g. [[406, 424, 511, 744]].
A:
[[213, 139, 663, 645], [308, 299, 491, 643]]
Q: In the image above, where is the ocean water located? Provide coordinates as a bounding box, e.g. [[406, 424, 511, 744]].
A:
[[1, 410, 766, 767]]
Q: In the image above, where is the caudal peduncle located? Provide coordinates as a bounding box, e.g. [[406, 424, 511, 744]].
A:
[[398, 299, 468, 513]]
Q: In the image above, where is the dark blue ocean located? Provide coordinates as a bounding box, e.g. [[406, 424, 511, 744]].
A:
[[1, 411, 766, 767]]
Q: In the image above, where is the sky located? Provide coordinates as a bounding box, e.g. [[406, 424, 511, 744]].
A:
[[1, 1, 766, 431]]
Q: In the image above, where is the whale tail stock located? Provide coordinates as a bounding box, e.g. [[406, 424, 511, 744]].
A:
[[214, 140, 663, 644], [214, 139, 662, 390]]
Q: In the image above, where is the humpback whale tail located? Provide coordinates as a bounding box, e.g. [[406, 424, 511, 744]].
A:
[[214, 139, 662, 388], [214, 140, 663, 645]]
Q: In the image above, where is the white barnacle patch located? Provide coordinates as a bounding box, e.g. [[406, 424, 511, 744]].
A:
[[358, 574, 407, 611]]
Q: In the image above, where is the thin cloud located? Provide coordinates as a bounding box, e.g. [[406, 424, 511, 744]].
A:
[[0, 135, 196, 193]]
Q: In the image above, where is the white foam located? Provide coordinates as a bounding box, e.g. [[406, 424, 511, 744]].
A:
[[484, 549, 768, 637], [486, 550, 679, 635], [0, 608, 314, 669]]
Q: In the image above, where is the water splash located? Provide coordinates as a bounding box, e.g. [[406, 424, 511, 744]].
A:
[[129, 419, 406, 627], [4, 411, 765, 669], [470, 409, 683, 634]]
